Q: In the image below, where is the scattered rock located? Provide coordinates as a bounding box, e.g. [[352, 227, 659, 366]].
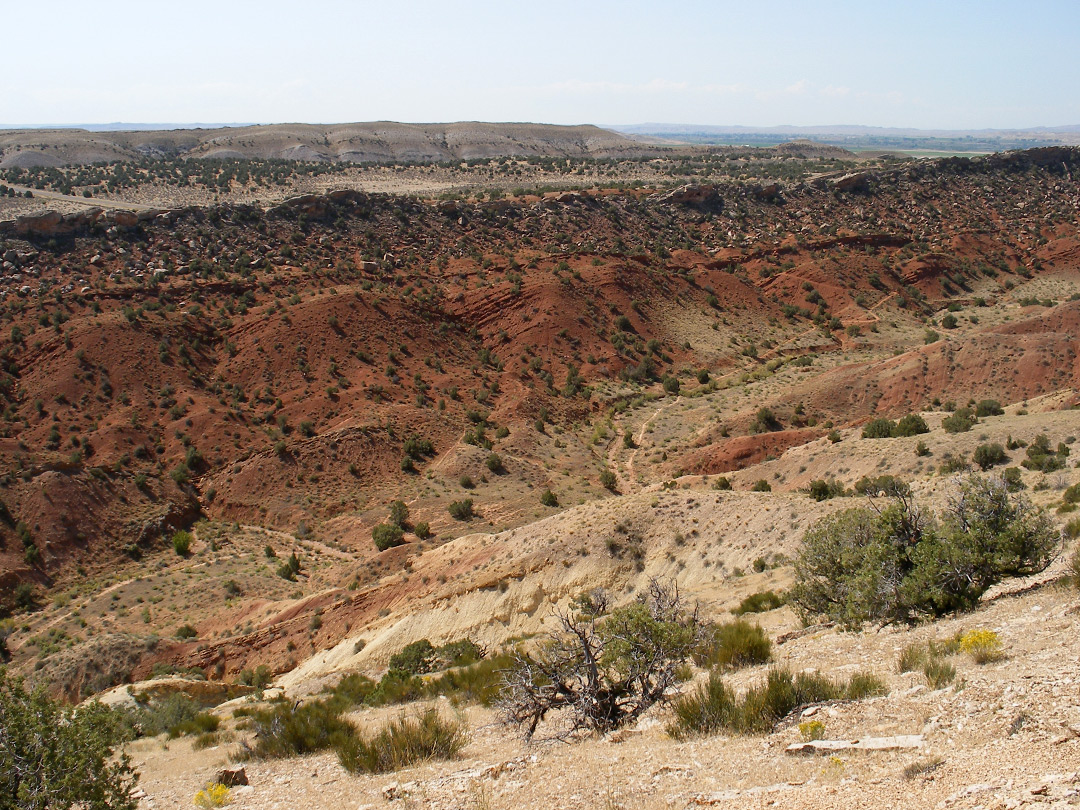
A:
[[785, 735, 924, 754]]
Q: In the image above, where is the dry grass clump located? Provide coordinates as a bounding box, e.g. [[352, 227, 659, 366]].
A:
[[897, 639, 958, 688], [732, 590, 787, 616], [336, 708, 468, 774], [668, 667, 887, 739], [240, 699, 467, 774], [694, 619, 772, 670], [897, 627, 1004, 689]]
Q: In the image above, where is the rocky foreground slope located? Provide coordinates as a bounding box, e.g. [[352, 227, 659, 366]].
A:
[[123, 560, 1080, 810]]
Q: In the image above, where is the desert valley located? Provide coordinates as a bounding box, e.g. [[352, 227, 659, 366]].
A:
[[1, 120, 1079, 810]]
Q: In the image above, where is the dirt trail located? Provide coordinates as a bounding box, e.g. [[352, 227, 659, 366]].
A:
[[605, 395, 684, 492]]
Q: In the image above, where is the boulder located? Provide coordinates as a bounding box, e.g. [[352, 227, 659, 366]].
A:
[[831, 172, 873, 194], [752, 183, 784, 202], [653, 183, 720, 207], [111, 211, 139, 227], [216, 767, 248, 787]]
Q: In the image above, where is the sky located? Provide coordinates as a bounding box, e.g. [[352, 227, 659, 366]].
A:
[[4, 0, 1078, 130]]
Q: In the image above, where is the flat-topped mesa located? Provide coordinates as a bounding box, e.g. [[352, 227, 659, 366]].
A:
[[0, 121, 655, 168]]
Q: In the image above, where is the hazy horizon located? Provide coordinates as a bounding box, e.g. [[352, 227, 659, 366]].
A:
[[2, 121, 1078, 135], [3, 0, 1078, 130]]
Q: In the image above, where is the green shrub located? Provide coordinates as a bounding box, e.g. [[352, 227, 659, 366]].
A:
[[752, 407, 780, 433], [853, 475, 910, 497], [1022, 434, 1068, 472], [0, 671, 138, 809], [12, 582, 36, 612], [499, 581, 702, 737], [325, 673, 377, 712], [942, 408, 977, 433], [696, 620, 771, 670], [1002, 467, 1025, 491], [388, 500, 410, 528], [732, 590, 787, 615], [750, 479, 771, 492], [667, 669, 736, 739], [895, 413, 930, 437], [485, 453, 504, 473], [402, 435, 435, 459], [122, 692, 209, 739], [365, 670, 425, 707], [973, 443, 1008, 470], [435, 639, 484, 669], [413, 522, 431, 540], [600, 469, 617, 491], [791, 473, 1057, 628], [862, 418, 897, 439], [423, 652, 516, 706], [975, 399, 1004, 417], [806, 479, 845, 501], [372, 523, 405, 551], [389, 639, 436, 675], [448, 499, 474, 520], [336, 708, 467, 774], [241, 699, 353, 760], [712, 476, 732, 491], [938, 453, 969, 474], [276, 553, 302, 580], [238, 665, 274, 690], [539, 489, 559, 507], [172, 530, 192, 556], [1065, 517, 1080, 540], [175, 624, 198, 640], [167, 710, 220, 739]]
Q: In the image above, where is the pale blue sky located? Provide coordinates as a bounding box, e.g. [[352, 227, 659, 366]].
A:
[[4, 0, 1077, 129]]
